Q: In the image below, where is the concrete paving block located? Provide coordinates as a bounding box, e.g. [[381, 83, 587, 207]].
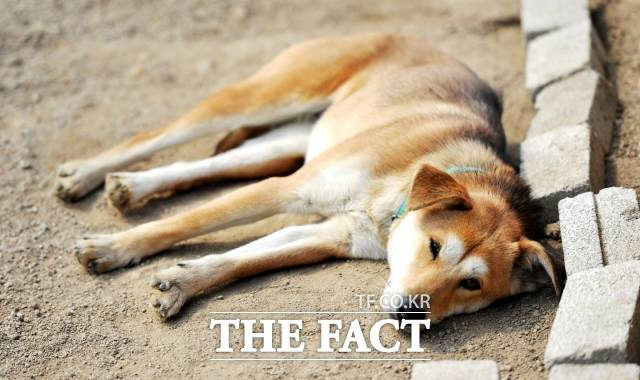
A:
[[544, 262, 640, 368], [411, 360, 500, 380], [549, 364, 640, 380], [595, 187, 640, 264], [558, 192, 603, 277], [528, 69, 616, 152], [526, 20, 606, 97], [520, 124, 605, 222], [521, 0, 590, 41]]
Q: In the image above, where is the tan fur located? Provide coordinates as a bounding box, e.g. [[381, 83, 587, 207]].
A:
[[389, 167, 549, 322], [62, 34, 560, 321], [213, 127, 271, 154]]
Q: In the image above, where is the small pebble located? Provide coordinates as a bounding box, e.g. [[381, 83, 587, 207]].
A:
[[19, 160, 32, 170], [9, 57, 23, 66]]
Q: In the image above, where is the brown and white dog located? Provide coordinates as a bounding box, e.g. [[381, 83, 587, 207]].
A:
[[56, 34, 561, 322]]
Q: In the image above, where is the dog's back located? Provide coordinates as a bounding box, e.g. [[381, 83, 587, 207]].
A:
[[303, 34, 505, 161]]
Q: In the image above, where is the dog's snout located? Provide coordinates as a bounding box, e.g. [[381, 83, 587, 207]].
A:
[[390, 296, 426, 320]]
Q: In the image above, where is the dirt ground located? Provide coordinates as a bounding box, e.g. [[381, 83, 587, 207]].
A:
[[0, 1, 636, 379], [603, 0, 640, 191]]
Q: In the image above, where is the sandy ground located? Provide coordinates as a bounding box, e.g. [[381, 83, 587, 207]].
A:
[[603, 0, 640, 191], [0, 1, 636, 379]]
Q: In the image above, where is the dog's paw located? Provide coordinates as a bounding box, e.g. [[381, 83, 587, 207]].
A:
[[55, 161, 103, 201], [150, 266, 194, 320], [74, 234, 139, 273], [106, 172, 169, 212], [150, 257, 233, 320], [106, 173, 136, 212]]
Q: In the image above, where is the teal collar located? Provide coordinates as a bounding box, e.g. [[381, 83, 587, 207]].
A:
[[392, 197, 408, 221], [391, 166, 484, 221], [445, 165, 485, 175]]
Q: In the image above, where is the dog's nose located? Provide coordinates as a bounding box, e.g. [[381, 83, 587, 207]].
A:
[[389, 296, 426, 320]]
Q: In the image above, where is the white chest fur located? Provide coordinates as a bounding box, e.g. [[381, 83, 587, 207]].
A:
[[288, 159, 388, 260]]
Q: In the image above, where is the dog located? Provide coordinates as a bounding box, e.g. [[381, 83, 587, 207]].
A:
[[55, 34, 560, 322]]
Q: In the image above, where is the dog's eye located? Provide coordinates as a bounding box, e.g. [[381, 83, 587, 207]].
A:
[[429, 238, 441, 259], [459, 278, 481, 291]]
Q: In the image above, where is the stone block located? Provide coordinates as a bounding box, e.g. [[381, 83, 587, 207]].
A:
[[526, 20, 606, 96], [558, 192, 603, 276], [520, 124, 605, 222], [549, 364, 640, 380], [528, 69, 616, 152], [521, 0, 590, 41], [411, 360, 500, 380], [595, 187, 640, 264], [544, 262, 640, 368]]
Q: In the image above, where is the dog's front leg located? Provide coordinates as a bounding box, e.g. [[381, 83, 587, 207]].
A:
[[74, 176, 298, 273], [149, 216, 352, 319]]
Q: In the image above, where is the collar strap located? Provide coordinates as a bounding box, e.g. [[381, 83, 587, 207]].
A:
[[445, 166, 485, 175], [391, 166, 484, 220], [391, 197, 408, 221]]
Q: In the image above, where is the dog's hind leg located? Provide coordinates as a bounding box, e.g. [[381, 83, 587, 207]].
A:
[[105, 121, 312, 212], [149, 216, 352, 319], [54, 80, 326, 202], [54, 34, 394, 201]]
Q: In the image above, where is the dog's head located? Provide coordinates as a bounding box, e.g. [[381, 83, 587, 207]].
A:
[[384, 164, 559, 324]]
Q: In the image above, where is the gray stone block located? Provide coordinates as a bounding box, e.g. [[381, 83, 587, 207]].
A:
[[520, 124, 605, 222], [558, 192, 603, 277], [521, 0, 590, 41], [549, 364, 640, 380], [595, 187, 640, 264], [411, 360, 499, 380], [544, 262, 640, 368], [526, 20, 607, 97], [528, 69, 616, 153]]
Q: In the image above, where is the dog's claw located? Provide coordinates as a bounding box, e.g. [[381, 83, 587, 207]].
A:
[[87, 260, 98, 273], [149, 267, 195, 321], [149, 277, 160, 288], [58, 168, 75, 177], [150, 277, 171, 291]]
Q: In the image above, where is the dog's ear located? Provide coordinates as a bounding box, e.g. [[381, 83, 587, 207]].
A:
[[407, 164, 472, 212], [511, 238, 561, 296]]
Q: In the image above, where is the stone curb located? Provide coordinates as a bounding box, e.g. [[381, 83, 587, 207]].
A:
[[558, 187, 640, 277], [521, 0, 589, 41], [520, 123, 605, 223], [548, 363, 640, 380], [411, 360, 500, 380], [543, 262, 640, 368], [595, 187, 640, 264], [519, 2, 640, 379], [525, 19, 606, 97], [520, 4, 614, 223], [558, 192, 602, 277], [527, 69, 616, 153]]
